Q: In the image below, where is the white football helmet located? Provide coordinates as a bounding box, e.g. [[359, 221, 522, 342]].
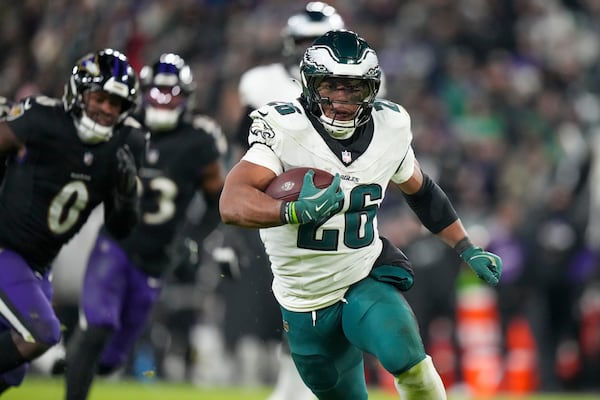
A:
[[282, 2, 345, 70]]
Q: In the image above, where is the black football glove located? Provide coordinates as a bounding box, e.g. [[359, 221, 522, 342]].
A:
[[106, 145, 139, 238], [115, 145, 137, 197], [171, 238, 201, 283]]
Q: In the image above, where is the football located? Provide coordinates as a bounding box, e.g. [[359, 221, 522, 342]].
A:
[[265, 167, 335, 201]]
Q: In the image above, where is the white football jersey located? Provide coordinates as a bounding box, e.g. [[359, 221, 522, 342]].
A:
[[238, 63, 302, 109], [242, 99, 415, 312]]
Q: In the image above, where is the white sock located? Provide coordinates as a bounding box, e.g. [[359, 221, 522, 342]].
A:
[[394, 355, 447, 400], [267, 352, 316, 400]]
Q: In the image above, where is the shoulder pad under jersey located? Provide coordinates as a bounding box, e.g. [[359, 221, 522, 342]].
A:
[[371, 100, 411, 130], [123, 115, 143, 128], [32, 96, 62, 108], [191, 114, 228, 155], [5, 96, 60, 121], [248, 101, 309, 147]]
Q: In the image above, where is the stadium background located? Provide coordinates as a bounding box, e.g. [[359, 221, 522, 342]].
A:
[[1, 0, 600, 398]]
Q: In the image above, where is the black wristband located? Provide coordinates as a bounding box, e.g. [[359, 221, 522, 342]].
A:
[[454, 237, 474, 255], [280, 201, 289, 224]]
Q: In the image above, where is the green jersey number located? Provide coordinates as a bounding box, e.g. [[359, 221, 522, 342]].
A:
[[271, 102, 301, 116], [297, 184, 382, 251]]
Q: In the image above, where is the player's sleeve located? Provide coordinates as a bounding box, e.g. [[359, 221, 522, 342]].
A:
[[122, 116, 149, 170], [4, 96, 58, 143], [241, 110, 283, 175], [191, 114, 228, 156], [390, 146, 416, 184], [0, 97, 12, 181], [104, 122, 146, 238], [378, 101, 415, 184], [196, 124, 222, 162]]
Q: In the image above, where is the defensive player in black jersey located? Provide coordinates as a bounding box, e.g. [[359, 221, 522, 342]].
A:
[[64, 53, 225, 400], [0, 49, 145, 394]]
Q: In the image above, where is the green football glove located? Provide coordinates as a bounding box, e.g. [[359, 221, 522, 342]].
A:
[[282, 170, 344, 225], [459, 245, 503, 286]]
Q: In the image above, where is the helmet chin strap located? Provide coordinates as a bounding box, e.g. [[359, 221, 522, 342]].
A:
[[74, 111, 114, 144], [318, 105, 357, 140]]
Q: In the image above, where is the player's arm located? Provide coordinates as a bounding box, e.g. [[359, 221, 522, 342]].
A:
[[104, 145, 140, 238], [185, 160, 226, 242], [219, 160, 283, 228], [171, 159, 226, 282], [396, 160, 467, 247], [0, 115, 25, 182], [0, 121, 21, 154], [0, 123, 15, 181], [200, 158, 224, 207], [396, 159, 502, 285]]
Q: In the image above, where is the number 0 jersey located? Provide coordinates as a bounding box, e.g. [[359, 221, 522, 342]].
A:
[[0, 96, 147, 272], [242, 99, 416, 312]]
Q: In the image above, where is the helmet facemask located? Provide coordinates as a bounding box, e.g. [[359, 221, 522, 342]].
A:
[[143, 85, 188, 131], [74, 99, 118, 144], [300, 30, 381, 139]]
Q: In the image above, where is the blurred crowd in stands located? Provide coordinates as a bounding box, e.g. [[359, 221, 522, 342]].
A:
[[2, 0, 600, 394]]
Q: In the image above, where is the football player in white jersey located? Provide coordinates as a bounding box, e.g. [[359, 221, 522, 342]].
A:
[[233, 3, 344, 400], [235, 2, 345, 150], [220, 30, 503, 400]]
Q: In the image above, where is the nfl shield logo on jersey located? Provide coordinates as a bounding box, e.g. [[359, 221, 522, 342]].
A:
[[341, 150, 352, 164], [83, 152, 94, 166], [147, 149, 159, 164]]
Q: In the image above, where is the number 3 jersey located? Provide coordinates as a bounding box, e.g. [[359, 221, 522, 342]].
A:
[[242, 99, 416, 312], [108, 117, 221, 277], [0, 96, 147, 272]]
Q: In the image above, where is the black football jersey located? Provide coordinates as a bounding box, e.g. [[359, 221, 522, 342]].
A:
[[112, 118, 221, 276], [0, 96, 147, 272]]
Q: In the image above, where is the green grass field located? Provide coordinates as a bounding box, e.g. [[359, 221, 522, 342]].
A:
[[2, 377, 598, 400]]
